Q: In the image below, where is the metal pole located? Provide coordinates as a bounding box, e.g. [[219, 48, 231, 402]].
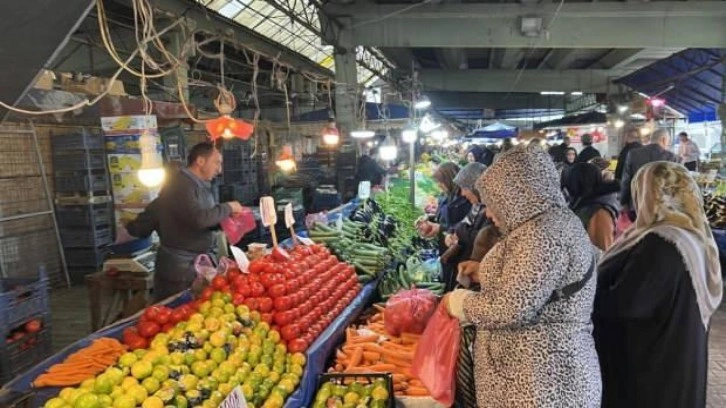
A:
[[30, 121, 70, 288]]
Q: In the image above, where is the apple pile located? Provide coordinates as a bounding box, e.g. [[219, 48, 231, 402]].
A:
[[199, 244, 362, 354]]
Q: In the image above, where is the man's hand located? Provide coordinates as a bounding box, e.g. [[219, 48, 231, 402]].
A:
[[444, 233, 458, 248], [227, 201, 243, 214], [417, 221, 440, 238]]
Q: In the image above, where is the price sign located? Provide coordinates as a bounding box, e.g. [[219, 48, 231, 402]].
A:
[[220, 386, 248, 408], [230, 246, 250, 273], [297, 235, 315, 246]]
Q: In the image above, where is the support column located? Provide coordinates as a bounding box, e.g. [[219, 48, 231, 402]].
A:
[[333, 28, 358, 143]]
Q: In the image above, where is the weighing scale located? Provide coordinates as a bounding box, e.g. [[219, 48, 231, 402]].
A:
[[102, 250, 156, 275]]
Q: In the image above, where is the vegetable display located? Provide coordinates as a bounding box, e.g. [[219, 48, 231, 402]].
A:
[[378, 256, 444, 300], [312, 376, 391, 408], [33, 338, 126, 388]]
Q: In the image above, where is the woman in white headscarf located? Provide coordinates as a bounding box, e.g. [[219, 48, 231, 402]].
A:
[[594, 161, 723, 408]]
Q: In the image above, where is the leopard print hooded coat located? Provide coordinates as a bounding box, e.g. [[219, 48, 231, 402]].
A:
[[461, 144, 602, 407]]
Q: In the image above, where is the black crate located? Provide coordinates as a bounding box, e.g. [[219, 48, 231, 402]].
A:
[[60, 226, 112, 248], [53, 151, 106, 171], [64, 247, 110, 267], [219, 183, 258, 205], [55, 203, 112, 228], [0, 270, 49, 332], [51, 131, 104, 151], [54, 173, 109, 194], [316, 373, 395, 408], [0, 319, 52, 385], [223, 169, 258, 184]]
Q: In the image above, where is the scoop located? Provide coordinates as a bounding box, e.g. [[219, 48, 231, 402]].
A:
[[260, 196, 279, 247]]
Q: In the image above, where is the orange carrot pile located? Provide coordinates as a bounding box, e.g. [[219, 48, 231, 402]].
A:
[[33, 337, 126, 388], [330, 308, 431, 397]]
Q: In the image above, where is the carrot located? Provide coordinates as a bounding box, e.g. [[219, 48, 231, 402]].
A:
[[32, 337, 126, 388], [373, 304, 386, 313], [392, 373, 407, 383], [350, 335, 379, 344], [360, 343, 386, 354], [347, 347, 364, 369], [405, 386, 431, 396], [393, 383, 408, 392], [336, 349, 349, 360], [363, 364, 397, 372], [345, 366, 379, 374], [334, 363, 344, 371], [362, 351, 381, 362], [379, 348, 414, 362], [383, 355, 412, 368], [381, 341, 413, 351]]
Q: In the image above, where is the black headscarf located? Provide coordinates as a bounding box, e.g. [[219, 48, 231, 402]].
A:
[[563, 163, 620, 212]]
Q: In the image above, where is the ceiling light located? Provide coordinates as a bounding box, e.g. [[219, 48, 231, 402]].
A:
[[137, 130, 165, 188], [614, 119, 625, 129], [351, 129, 375, 139], [205, 88, 254, 141], [275, 145, 296, 172], [649, 98, 665, 107], [617, 105, 629, 114], [414, 96, 432, 110], [402, 127, 418, 143], [570, 92, 583, 96], [321, 120, 340, 146], [379, 133, 398, 161], [430, 129, 448, 140], [418, 115, 441, 133], [540, 91, 566, 96]]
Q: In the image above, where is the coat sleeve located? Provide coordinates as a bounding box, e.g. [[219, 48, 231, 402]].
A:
[[595, 234, 682, 320], [588, 209, 615, 251], [619, 152, 635, 206], [169, 181, 232, 230], [462, 230, 569, 329], [445, 196, 472, 229], [126, 199, 160, 238]]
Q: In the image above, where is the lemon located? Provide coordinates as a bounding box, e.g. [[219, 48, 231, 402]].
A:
[[111, 395, 135, 408], [141, 396, 164, 408], [118, 353, 138, 368], [127, 385, 149, 405], [120, 377, 138, 391], [73, 393, 100, 408], [44, 398, 68, 408], [142, 377, 161, 394]]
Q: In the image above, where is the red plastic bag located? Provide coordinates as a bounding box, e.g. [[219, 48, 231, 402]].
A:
[[221, 207, 256, 245], [412, 303, 461, 407], [384, 288, 438, 336], [615, 211, 633, 238]]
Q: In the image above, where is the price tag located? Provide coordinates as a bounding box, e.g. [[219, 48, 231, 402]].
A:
[[230, 246, 250, 273], [284, 203, 295, 229], [297, 235, 315, 246], [220, 386, 248, 408]]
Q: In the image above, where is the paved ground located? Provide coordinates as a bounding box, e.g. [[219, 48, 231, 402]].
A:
[[48, 286, 726, 405]]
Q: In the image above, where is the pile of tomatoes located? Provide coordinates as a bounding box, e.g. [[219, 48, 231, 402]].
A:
[[6, 318, 44, 350], [122, 303, 199, 350], [198, 244, 362, 353]]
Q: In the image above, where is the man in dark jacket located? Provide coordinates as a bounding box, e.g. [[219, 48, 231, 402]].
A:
[[620, 128, 678, 220], [614, 128, 643, 181], [548, 136, 571, 163], [355, 148, 387, 187], [126, 142, 243, 300], [577, 133, 601, 163]]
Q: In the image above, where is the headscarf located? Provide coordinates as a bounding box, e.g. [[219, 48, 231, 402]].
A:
[[599, 161, 722, 328], [433, 162, 461, 198], [563, 163, 620, 210], [453, 162, 487, 194], [565, 147, 578, 164], [467, 145, 485, 163]]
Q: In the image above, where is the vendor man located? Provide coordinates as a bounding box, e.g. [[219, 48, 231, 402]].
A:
[[123, 142, 243, 300]]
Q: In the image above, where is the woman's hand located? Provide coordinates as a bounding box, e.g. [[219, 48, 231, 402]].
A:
[[444, 233, 459, 247], [417, 222, 441, 238]]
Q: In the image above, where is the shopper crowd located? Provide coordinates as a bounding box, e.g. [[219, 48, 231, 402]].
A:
[[419, 128, 722, 408]]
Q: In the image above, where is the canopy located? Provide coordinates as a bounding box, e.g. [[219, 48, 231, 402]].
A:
[[468, 122, 518, 139]]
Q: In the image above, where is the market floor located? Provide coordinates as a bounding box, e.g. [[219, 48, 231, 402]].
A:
[[48, 286, 726, 405]]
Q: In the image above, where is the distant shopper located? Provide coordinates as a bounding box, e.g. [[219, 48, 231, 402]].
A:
[[549, 136, 571, 163], [577, 133, 601, 163], [595, 161, 722, 408], [466, 145, 495, 167], [614, 128, 642, 181], [589, 157, 615, 182], [678, 131, 700, 171], [563, 163, 620, 251], [620, 128, 678, 220], [558, 147, 579, 189], [445, 144, 601, 407], [500, 138, 514, 153], [355, 148, 387, 187]]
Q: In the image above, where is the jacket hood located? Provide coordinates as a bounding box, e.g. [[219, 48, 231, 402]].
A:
[[476, 144, 567, 234]]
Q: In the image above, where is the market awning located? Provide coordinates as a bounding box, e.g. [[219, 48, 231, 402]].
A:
[[467, 122, 518, 139], [616, 49, 726, 123]]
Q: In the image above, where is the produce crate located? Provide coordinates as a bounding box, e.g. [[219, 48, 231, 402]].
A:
[[0, 271, 49, 337], [316, 373, 395, 408], [52, 151, 106, 171], [222, 168, 258, 184], [60, 226, 112, 248], [312, 188, 342, 213], [219, 183, 258, 205], [0, 321, 52, 385], [63, 247, 110, 268], [54, 173, 109, 194], [51, 131, 104, 151], [55, 203, 112, 228]]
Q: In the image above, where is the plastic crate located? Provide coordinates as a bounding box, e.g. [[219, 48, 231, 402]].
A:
[[316, 373, 395, 408], [60, 226, 112, 248], [222, 169, 258, 184], [55, 203, 112, 228], [51, 132, 104, 151], [0, 323, 52, 385], [219, 183, 258, 205], [64, 247, 110, 267], [54, 173, 109, 194], [68, 267, 98, 286], [0, 271, 49, 336], [53, 151, 106, 171]]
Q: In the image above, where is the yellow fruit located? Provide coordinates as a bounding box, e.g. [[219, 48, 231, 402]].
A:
[[209, 331, 227, 348], [44, 398, 67, 408], [131, 361, 153, 380], [121, 377, 138, 391], [80, 379, 95, 390], [59, 388, 76, 402], [73, 393, 99, 408], [111, 395, 135, 408], [127, 385, 149, 405], [97, 395, 113, 407], [142, 377, 161, 394], [141, 396, 164, 408]]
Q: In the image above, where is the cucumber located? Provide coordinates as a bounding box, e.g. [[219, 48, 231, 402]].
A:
[[358, 275, 374, 284], [353, 262, 379, 277]]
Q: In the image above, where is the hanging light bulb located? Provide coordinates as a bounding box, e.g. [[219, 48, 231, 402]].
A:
[[275, 144, 296, 173], [402, 126, 418, 143], [351, 129, 375, 139], [137, 130, 165, 187], [414, 95, 432, 110], [379, 132, 398, 161], [614, 119, 625, 129], [205, 88, 254, 141], [321, 117, 340, 146]]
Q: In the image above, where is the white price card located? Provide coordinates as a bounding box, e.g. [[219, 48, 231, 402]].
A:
[[230, 246, 250, 273], [297, 235, 315, 246], [220, 386, 248, 408]]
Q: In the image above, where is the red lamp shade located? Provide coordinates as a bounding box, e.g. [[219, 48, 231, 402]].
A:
[[206, 115, 254, 141]]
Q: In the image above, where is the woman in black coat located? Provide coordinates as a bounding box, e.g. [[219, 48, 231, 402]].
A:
[[594, 161, 723, 408]]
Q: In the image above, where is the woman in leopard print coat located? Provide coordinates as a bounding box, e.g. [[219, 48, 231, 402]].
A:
[[446, 144, 602, 407]]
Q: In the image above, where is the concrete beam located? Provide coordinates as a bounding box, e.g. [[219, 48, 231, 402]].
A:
[[589, 49, 644, 69], [435, 49, 468, 70], [428, 91, 567, 110], [548, 50, 578, 69], [324, 2, 726, 48], [418, 69, 624, 93]]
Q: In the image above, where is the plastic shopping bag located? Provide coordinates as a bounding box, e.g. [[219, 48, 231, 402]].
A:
[[412, 303, 461, 407], [615, 211, 633, 238], [221, 207, 256, 245], [384, 288, 438, 336]]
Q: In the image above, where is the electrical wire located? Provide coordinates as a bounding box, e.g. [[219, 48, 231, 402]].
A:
[[350, 0, 434, 29]]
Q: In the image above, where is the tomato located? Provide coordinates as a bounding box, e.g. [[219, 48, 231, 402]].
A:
[[232, 292, 246, 306], [258, 297, 274, 313], [259, 273, 279, 289], [250, 282, 265, 297], [200, 287, 214, 301], [227, 269, 241, 281], [248, 260, 265, 274], [261, 313, 274, 324], [237, 283, 252, 297], [126, 334, 148, 350], [138, 321, 161, 338], [288, 338, 308, 353], [170, 308, 186, 323], [211, 275, 228, 290], [273, 296, 292, 311], [284, 281, 297, 294], [143, 306, 162, 322], [274, 311, 293, 326], [280, 324, 300, 341], [267, 284, 286, 298], [162, 323, 175, 332], [302, 333, 315, 345], [24, 319, 41, 333], [154, 307, 171, 325], [244, 298, 259, 310]]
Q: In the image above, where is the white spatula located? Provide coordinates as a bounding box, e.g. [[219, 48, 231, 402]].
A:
[[260, 196, 278, 247], [284, 203, 298, 245]]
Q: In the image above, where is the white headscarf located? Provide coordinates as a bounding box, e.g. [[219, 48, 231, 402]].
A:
[[599, 161, 722, 328]]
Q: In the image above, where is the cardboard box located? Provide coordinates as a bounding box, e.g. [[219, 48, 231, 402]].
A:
[[107, 154, 142, 174], [101, 115, 157, 133]]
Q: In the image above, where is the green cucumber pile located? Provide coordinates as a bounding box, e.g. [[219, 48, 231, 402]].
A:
[[308, 221, 391, 284], [378, 254, 444, 300]]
